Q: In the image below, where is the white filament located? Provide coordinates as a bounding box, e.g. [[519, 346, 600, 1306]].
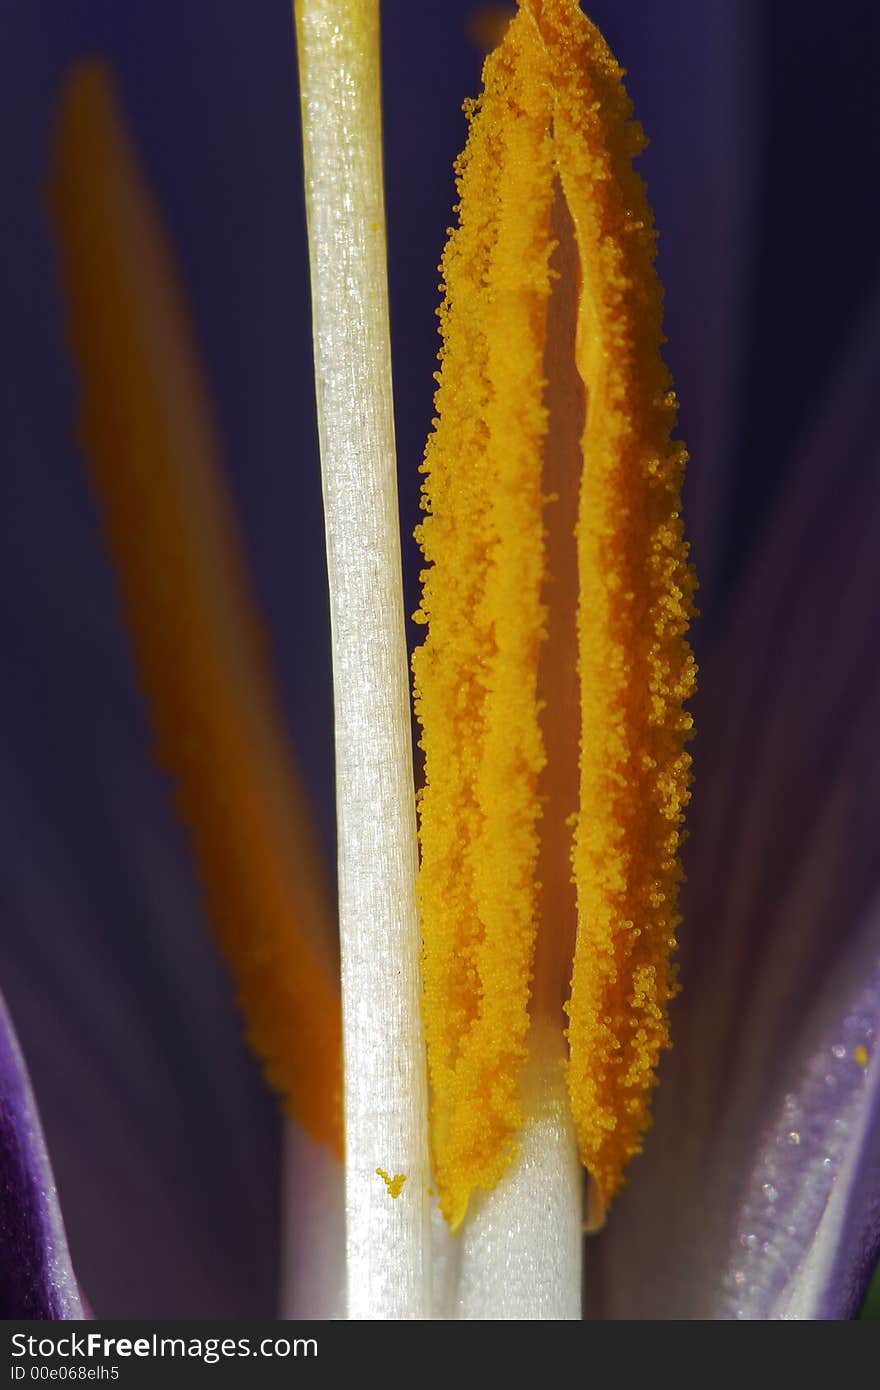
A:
[[446, 1025, 584, 1319], [280, 1123, 346, 1319], [294, 0, 431, 1320]]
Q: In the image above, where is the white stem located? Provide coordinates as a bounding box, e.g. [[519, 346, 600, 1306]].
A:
[[450, 1026, 584, 1320], [294, 0, 431, 1319], [281, 1122, 346, 1319]]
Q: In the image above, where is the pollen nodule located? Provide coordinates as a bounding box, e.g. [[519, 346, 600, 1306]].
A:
[[376, 1168, 408, 1199], [413, 0, 696, 1226]]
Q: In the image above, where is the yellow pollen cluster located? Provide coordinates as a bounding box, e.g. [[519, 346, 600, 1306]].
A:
[[51, 63, 343, 1153], [413, 0, 696, 1227], [376, 1168, 408, 1198]]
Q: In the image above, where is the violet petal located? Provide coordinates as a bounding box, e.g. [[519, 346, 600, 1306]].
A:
[[591, 281, 880, 1318], [2, 6, 284, 1316], [0, 997, 81, 1319]]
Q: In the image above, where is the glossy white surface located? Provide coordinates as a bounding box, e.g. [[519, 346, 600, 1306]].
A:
[[295, 0, 431, 1320]]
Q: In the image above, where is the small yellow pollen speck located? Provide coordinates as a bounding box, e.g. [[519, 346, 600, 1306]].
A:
[[854, 1044, 869, 1068], [376, 1168, 407, 1198]]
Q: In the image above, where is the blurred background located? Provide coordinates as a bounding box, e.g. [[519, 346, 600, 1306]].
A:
[[1, 0, 878, 1317]]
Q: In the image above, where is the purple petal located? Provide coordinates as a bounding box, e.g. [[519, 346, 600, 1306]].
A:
[[713, 917, 879, 1319], [591, 281, 880, 1318], [1, 3, 289, 1316], [0, 596, 282, 1318], [0, 997, 81, 1319]]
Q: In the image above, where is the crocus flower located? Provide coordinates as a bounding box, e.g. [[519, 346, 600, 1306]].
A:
[[1, 0, 879, 1322]]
